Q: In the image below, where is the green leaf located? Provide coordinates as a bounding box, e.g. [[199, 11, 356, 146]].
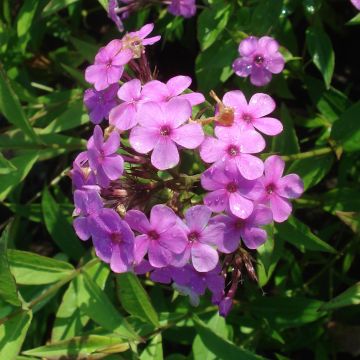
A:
[[320, 283, 360, 310], [0, 152, 39, 201], [70, 37, 99, 63], [347, 13, 360, 26], [287, 154, 334, 190], [97, 0, 108, 10], [0, 223, 22, 307], [42, 0, 81, 17], [276, 216, 336, 253], [116, 272, 159, 327], [271, 104, 300, 155], [193, 316, 264, 360], [23, 334, 129, 358], [0, 65, 39, 143], [7, 250, 74, 285], [306, 27, 335, 89], [140, 334, 163, 360], [323, 188, 360, 213], [41, 188, 85, 261], [77, 273, 139, 341], [0, 310, 32, 359], [331, 101, 360, 152], [197, 1, 231, 51], [250, 0, 284, 35], [0, 152, 17, 175]]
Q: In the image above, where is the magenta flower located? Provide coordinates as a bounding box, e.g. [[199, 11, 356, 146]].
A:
[[201, 165, 258, 219], [85, 40, 132, 91], [168, 0, 197, 18], [232, 36, 285, 86], [200, 124, 265, 180], [220, 90, 283, 136], [109, 79, 149, 131], [108, 0, 124, 31], [256, 155, 304, 222], [219, 297, 233, 317], [84, 84, 119, 124], [125, 205, 188, 268], [351, 0, 360, 10], [129, 98, 204, 170], [73, 189, 103, 241], [87, 126, 124, 188], [142, 76, 205, 106], [210, 205, 272, 252], [172, 206, 224, 272], [89, 208, 135, 273], [70, 152, 97, 190]]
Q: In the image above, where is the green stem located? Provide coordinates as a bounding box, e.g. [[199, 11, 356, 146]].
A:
[[280, 147, 335, 161]]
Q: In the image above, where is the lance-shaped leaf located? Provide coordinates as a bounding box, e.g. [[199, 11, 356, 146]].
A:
[[320, 283, 360, 311]]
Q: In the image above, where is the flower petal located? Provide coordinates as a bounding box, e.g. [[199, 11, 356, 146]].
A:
[[250, 205, 273, 226], [229, 192, 254, 219], [200, 223, 225, 246], [199, 136, 224, 163], [125, 210, 151, 233], [185, 205, 212, 232], [129, 126, 159, 153], [223, 90, 248, 110], [73, 217, 90, 241], [232, 58, 252, 77], [137, 101, 164, 127], [110, 243, 133, 273], [164, 98, 192, 128], [250, 67, 272, 87], [171, 123, 204, 149], [238, 36, 258, 56], [160, 226, 187, 254], [266, 53, 285, 74], [248, 93, 276, 117], [150, 204, 177, 233], [237, 129, 266, 153], [242, 227, 267, 249], [103, 130, 120, 155], [109, 103, 138, 131], [237, 154, 264, 180], [277, 174, 304, 199], [166, 75, 192, 96], [264, 155, 285, 183], [270, 194, 292, 222], [191, 242, 218, 272], [178, 92, 205, 106], [151, 138, 179, 170], [148, 241, 172, 268], [112, 48, 133, 66], [117, 79, 142, 101], [102, 155, 124, 180], [92, 235, 112, 263], [134, 234, 150, 263], [204, 189, 228, 212], [142, 80, 169, 101], [253, 117, 283, 136]]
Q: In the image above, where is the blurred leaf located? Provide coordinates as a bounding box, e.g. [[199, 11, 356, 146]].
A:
[[77, 272, 140, 341], [0, 223, 22, 307], [140, 333, 163, 360], [97, 0, 108, 10], [331, 101, 360, 152], [287, 154, 334, 190], [0, 152, 16, 175], [347, 13, 360, 26], [0, 152, 38, 202], [7, 250, 74, 285], [193, 316, 264, 360], [42, 187, 85, 261], [276, 216, 336, 253], [197, 1, 231, 51], [321, 283, 360, 311], [23, 334, 129, 359], [306, 27, 335, 89], [335, 211, 360, 235], [323, 188, 360, 213], [0, 65, 39, 143], [42, 0, 81, 17], [0, 310, 32, 359], [70, 37, 98, 63], [116, 272, 159, 327], [250, 0, 284, 35]]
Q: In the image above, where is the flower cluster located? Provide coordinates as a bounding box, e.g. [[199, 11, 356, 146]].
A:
[[71, 23, 303, 316]]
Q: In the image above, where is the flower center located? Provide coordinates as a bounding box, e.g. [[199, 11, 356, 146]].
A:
[[111, 233, 122, 243], [226, 182, 238, 193], [242, 113, 253, 123], [160, 125, 171, 136], [148, 230, 159, 240], [254, 55, 265, 66], [227, 145, 239, 157], [123, 35, 144, 58], [188, 231, 200, 243], [266, 183, 276, 194], [106, 60, 112, 68], [234, 219, 244, 229]]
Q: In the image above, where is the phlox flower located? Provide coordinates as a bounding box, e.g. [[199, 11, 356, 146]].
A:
[[201, 164, 258, 219], [219, 90, 283, 136], [142, 75, 205, 106], [85, 40, 132, 91], [129, 98, 204, 170], [200, 124, 265, 180], [89, 208, 135, 273], [233, 36, 285, 86], [70, 152, 97, 190], [172, 205, 225, 272], [210, 205, 273, 252], [351, 0, 360, 10], [168, 0, 197, 18], [87, 126, 124, 188], [255, 155, 304, 222], [108, 0, 124, 31], [125, 205, 188, 268], [84, 84, 119, 124]]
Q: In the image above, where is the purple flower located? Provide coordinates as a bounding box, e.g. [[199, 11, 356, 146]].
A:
[[232, 36, 285, 86], [220, 90, 283, 136], [73, 189, 103, 241], [219, 297, 233, 317], [109, 79, 149, 131], [142, 76, 205, 106], [172, 206, 224, 272], [201, 165, 258, 219], [89, 208, 135, 273], [84, 84, 119, 124], [256, 155, 304, 222], [125, 205, 188, 268], [122, 23, 161, 58], [85, 40, 132, 91], [351, 0, 360, 10], [108, 0, 124, 32], [168, 0, 197, 18], [210, 205, 273, 252], [70, 152, 97, 190], [87, 126, 124, 188], [200, 124, 265, 180], [129, 98, 204, 170]]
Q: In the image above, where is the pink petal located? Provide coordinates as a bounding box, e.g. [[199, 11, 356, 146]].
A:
[[238, 36, 258, 56], [266, 54, 285, 74], [92, 125, 104, 150], [101, 155, 124, 180], [232, 58, 253, 77], [148, 241, 172, 268], [103, 39, 123, 59], [117, 79, 142, 101], [171, 245, 191, 267], [204, 189, 228, 212], [106, 66, 124, 86], [241, 227, 267, 249], [253, 117, 283, 136], [136, 23, 154, 39], [142, 36, 161, 45], [134, 234, 150, 263], [125, 210, 151, 233], [160, 226, 187, 254], [250, 205, 273, 226], [103, 130, 120, 155], [229, 192, 253, 219], [277, 174, 304, 199], [112, 48, 133, 66], [151, 138, 179, 170], [150, 204, 177, 233], [73, 217, 90, 241], [223, 90, 248, 111], [199, 137, 224, 163], [129, 126, 159, 153], [89, 106, 106, 124], [200, 223, 225, 246], [237, 154, 264, 180], [85, 65, 108, 91], [250, 67, 272, 87], [185, 205, 212, 232], [264, 155, 285, 183], [171, 123, 204, 149], [166, 75, 192, 96], [178, 92, 205, 106], [269, 194, 292, 223], [142, 80, 169, 101], [191, 242, 218, 272], [109, 103, 138, 131], [248, 93, 276, 117], [238, 129, 266, 153], [137, 101, 164, 128], [110, 243, 133, 273], [164, 98, 192, 128], [258, 36, 279, 54]]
